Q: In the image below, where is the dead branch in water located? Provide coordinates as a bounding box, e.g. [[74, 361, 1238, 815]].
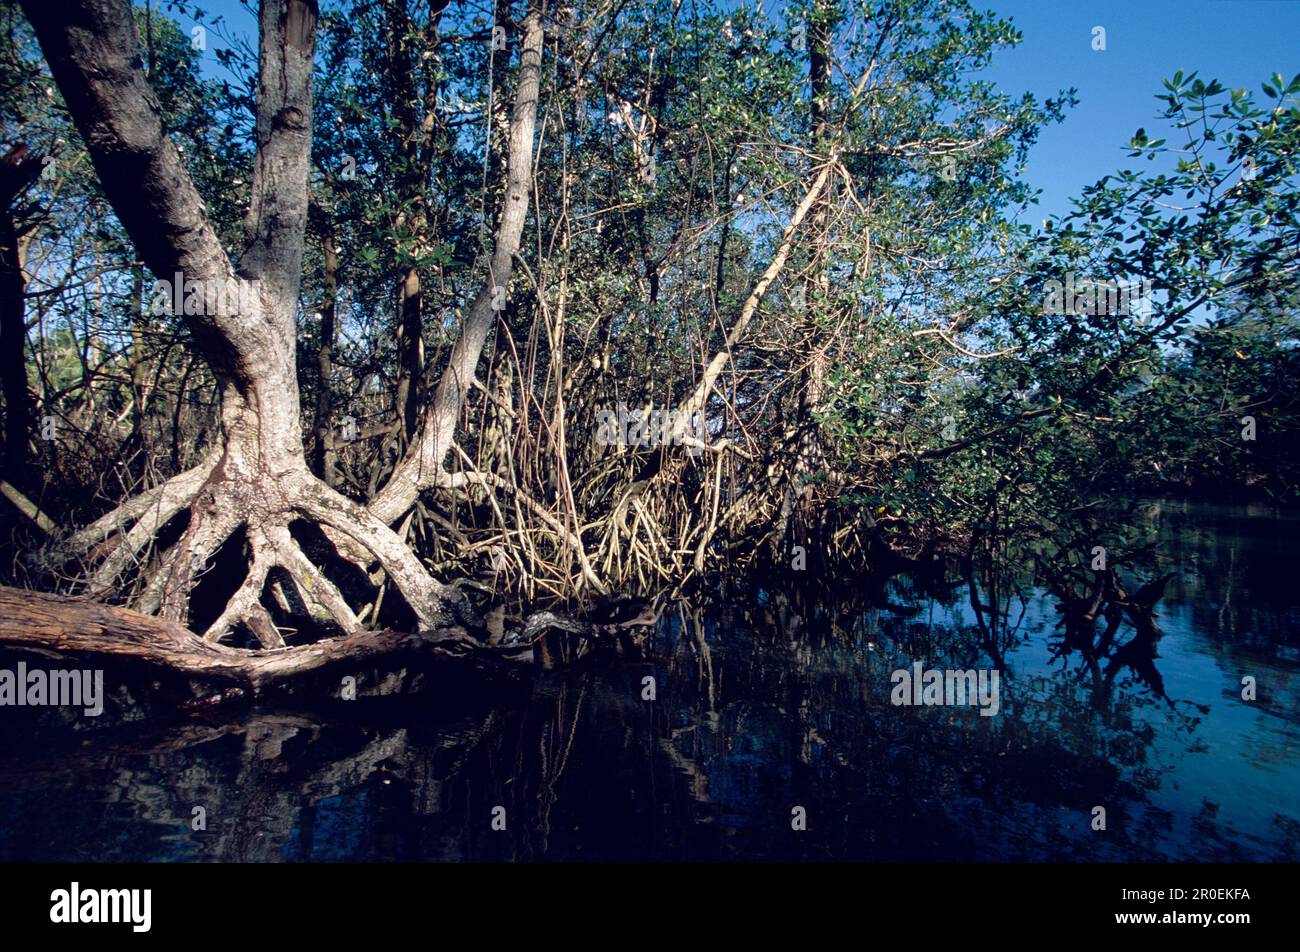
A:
[[0, 585, 533, 692]]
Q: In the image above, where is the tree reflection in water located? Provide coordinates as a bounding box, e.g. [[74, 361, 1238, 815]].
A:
[[1, 502, 1298, 862]]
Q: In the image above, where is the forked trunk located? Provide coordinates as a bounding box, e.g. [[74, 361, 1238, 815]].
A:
[[20, 0, 455, 644]]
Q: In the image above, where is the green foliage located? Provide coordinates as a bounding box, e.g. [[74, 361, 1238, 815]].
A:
[[6, 0, 1297, 587]]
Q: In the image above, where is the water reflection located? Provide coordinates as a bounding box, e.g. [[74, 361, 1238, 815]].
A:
[[0, 499, 1297, 861]]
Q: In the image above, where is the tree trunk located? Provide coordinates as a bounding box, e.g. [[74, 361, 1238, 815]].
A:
[[0, 144, 39, 488], [311, 213, 339, 485], [0, 584, 527, 692], [385, 0, 445, 448], [20, 0, 456, 647], [394, 266, 424, 441], [369, 1, 546, 526], [774, 0, 838, 554]]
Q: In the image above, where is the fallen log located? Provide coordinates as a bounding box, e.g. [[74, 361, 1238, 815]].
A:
[[0, 585, 532, 692]]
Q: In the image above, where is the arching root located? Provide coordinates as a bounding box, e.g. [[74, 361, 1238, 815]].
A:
[[199, 522, 362, 646], [56, 460, 461, 646], [52, 454, 220, 596]]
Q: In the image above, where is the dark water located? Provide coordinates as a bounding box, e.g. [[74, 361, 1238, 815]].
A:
[[1, 499, 1297, 862]]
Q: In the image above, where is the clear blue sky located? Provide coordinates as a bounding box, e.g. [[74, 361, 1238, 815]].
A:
[[183, 0, 1300, 219], [981, 0, 1300, 218]]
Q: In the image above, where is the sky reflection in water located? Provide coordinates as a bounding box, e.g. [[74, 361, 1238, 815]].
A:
[[0, 498, 1296, 862]]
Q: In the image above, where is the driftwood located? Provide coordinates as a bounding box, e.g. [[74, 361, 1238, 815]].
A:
[[0, 587, 660, 703], [0, 585, 536, 692]]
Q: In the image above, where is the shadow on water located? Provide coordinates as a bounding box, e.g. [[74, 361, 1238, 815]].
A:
[[0, 498, 1297, 861]]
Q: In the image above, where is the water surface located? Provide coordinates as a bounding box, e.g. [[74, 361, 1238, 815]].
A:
[[1, 498, 1296, 861]]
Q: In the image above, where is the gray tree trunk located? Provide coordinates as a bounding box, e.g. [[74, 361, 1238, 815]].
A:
[[22, 0, 454, 642], [369, 2, 546, 526]]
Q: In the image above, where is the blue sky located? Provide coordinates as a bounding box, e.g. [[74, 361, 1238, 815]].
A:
[[184, 0, 1300, 219], [982, 0, 1300, 218]]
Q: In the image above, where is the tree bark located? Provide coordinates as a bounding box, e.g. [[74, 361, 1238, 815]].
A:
[[774, 0, 838, 552], [369, 1, 546, 526], [0, 584, 527, 692], [0, 144, 39, 487], [310, 210, 339, 485], [384, 0, 442, 446], [18, 0, 455, 642]]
